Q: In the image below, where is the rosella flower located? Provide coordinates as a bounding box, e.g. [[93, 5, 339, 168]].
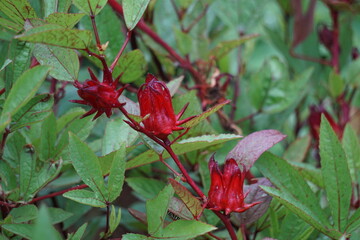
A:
[[137, 73, 195, 140], [70, 68, 125, 120], [207, 156, 261, 215]]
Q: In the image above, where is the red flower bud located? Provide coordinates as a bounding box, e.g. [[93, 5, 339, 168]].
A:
[[70, 68, 125, 119], [207, 156, 260, 215], [137, 74, 194, 140]]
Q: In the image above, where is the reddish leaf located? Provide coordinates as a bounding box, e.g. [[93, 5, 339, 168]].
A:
[[226, 130, 286, 170], [291, 0, 317, 48], [169, 179, 203, 219], [231, 178, 273, 226]]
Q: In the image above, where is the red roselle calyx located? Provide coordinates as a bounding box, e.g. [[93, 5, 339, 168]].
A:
[[207, 155, 261, 215], [70, 68, 125, 119], [137, 73, 195, 140]]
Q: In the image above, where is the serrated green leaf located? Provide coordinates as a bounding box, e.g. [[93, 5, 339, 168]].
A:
[[169, 178, 202, 218], [67, 223, 87, 240], [45, 12, 85, 28], [19, 144, 36, 200], [320, 116, 352, 231], [209, 34, 258, 59], [0, 65, 50, 133], [0, 161, 17, 192], [109, 205, 121, 234], [0, 0, 37, 25], [33, 44, 79, 81], [256, 152, 331, 231], [146, 184, 174, 235], [63, 189, 106, 207], [0, 17, 22, 32], [261, 185, 342, 239], [126, 177, 166, 200], [11, 94, 53, 131], [346, 208, 360, 233], [290, 162, 324, 188], [156, 220, 216, 239], [182, 100, 230, 128], [39, 113, 56, 161], [5, 39, 33, 92], [113, 49, 147, 83], [102, 118, 138, 155], [1, 224, 33, 239], [342, 124, 360, 183], [9, 205, 38, 223], [33, 206, 62, 240], [107, 146, 126, 202], [16, 24, 92, 49], [68, 133, 107, 199], [279, 212, 314, 240], [123, 0, 150, 30], [126, 134, 241, 169], [73, 0, 108, 15], [56, 107, 86, 133]]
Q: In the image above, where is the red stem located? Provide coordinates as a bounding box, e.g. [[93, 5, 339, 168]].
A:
[[330, 8, 340, 74], [107, 0, 204, 85], [110, 31, 132, 72], [213, 211, 237, 240], [28, 184, 88, 204]]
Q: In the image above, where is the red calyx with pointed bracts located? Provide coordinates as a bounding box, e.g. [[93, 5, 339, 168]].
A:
[[137, 73, 195, 140], [70, 68, 125, 120], [207, 155, 261, 215]]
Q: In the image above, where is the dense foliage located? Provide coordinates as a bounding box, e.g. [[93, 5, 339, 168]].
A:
[[0, 0, 360, 239]]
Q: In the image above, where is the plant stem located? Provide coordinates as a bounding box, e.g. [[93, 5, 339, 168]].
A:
[[213, 211, 237, 240], [28, 184, 88, 204], [104, 204, 110, 238], [110, 31, 132, 72]]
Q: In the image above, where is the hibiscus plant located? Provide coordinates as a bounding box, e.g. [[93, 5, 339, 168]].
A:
[[0, 0, 360, 240]]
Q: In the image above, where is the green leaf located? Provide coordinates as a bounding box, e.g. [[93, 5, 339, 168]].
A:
[[67, 223, 87, 240], [0, 17, 22, 32], [126, 134, 241, 169], [329, 71, 344, 98], [0, 65, 50, 132], [283, 135, 311, 163], [9, 205, 38, 223], [0, 0, 37, 25], [109, 205, 121, 234], [342, 124, 360, 183], [209, 34, 258, 59], [33, 206, 62, 240], [48, 207, 73, 224], [33, 44, 79, 81], [63, 189, 106, 207], [19, 144, 36, 200], [56, 107, 86, 133], [146, 184, 174, 235], [261, 185, 342, 239], [168, 197, 194, 220], [320, 116, 352, 231], [5, 39, 33, 92], [123, 0, 150, 30], [169, 178, 202, 218], [1, 224, 33, 239], [126, 177, 166, 200], [11, 94, 53, 131], [182, 100, 230, 128], [113, 49, 147, 83], [156, 220, 216, 239], [16, 23, 92, 49], [107, 146, 126, 202], [0, 161, 17, 192], [0, 59, 12, 72], [278, 212, 314, 240], [73, 0, 108, 15], [346, 208, 360, 233], [68, 133, 107, 199], [39, 113, 57, 161], [122, 234, 151, 240], [45, 13, 85, 28], [256, 152, 336, 237], [102, 118, 138, 155]]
